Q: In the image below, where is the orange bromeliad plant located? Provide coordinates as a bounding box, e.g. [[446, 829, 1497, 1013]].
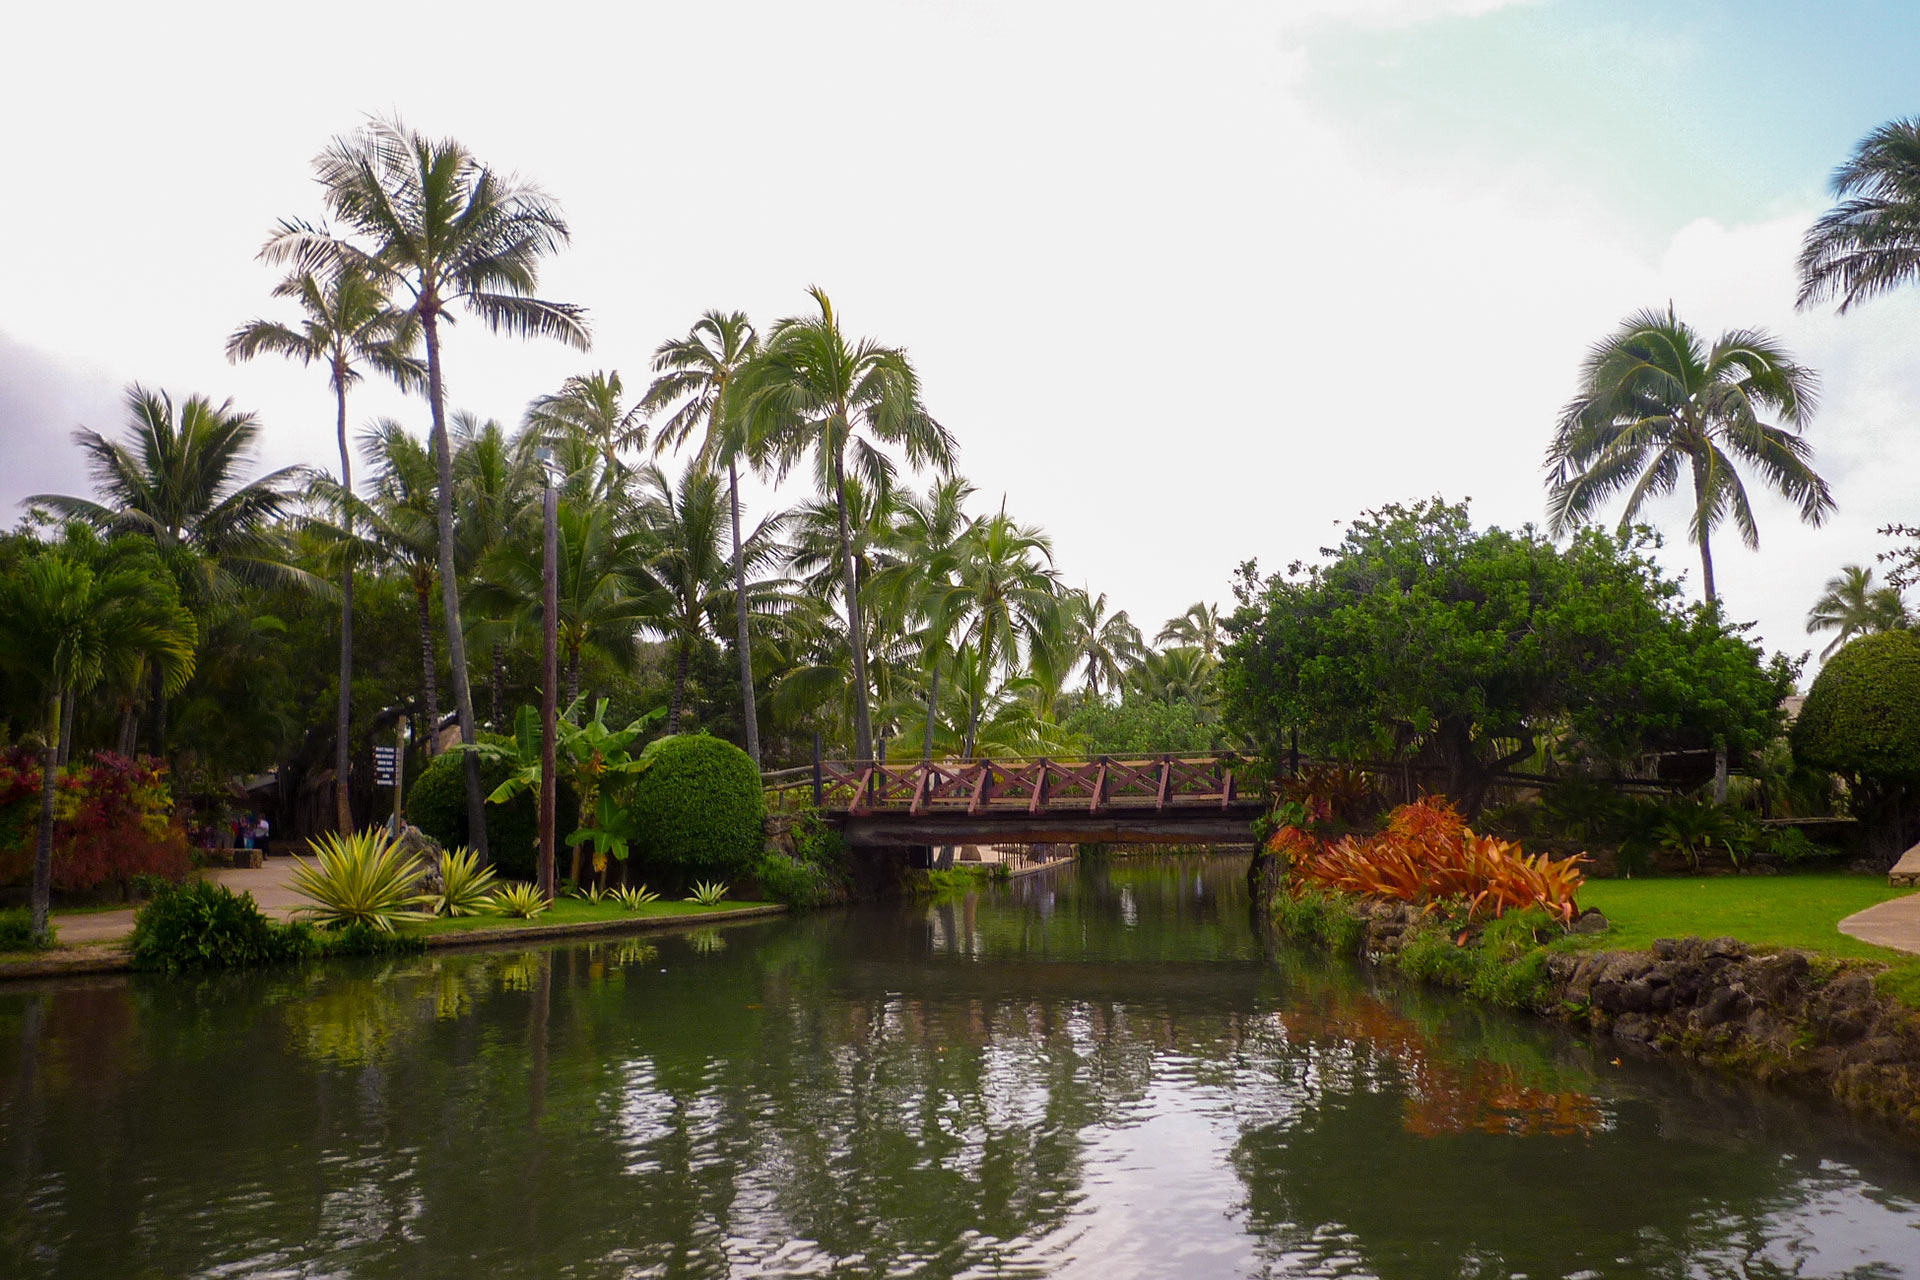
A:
[[1266, 795, 1585, 924]]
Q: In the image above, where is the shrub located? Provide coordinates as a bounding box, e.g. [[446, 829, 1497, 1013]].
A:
[[1793, 630, 1920, 859], [0, 907, 50, 952], [0, 749, 190, 893], [757, 806, 850, 909], [317, 921, 427, 958], [128, 881, 314, 972], [405, 736, 575, 881], [290, 830, 433, 932], [490, 882, 548, 918], [626, 734, 764, 886], [756, 853, 834, 908]]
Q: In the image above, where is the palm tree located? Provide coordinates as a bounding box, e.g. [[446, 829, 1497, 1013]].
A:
[[357, 420, 448, 752], [1155, 601, 1221, 661], [0, 544, 195, 938], [1066, 589, 1146, 698], [644, 311, 765, 764], [1545, 306, 1833, 605], [1799, 118, 1920, 314], [1807, 564, 1908, 659], [874, 476, 977, 761], [527, 370, 647, 501], [735, 287, 955, 760], [452, 413, 540, 726], [274, 115, 592, 861], [27, 386, 308, 751], [922, 511, 1060, 758], [228, 262, 424, 832], [1128, 646, 1220, 715]]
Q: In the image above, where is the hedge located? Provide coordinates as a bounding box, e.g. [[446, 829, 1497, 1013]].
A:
[[405, 736, 574, 881], [1793, 630, 1920, 784], [627, 734, 765, 887]]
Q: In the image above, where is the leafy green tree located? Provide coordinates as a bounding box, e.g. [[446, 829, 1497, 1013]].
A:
[[275, 115, 591, 862], [0, 540, 195, 936], [1222, 500, 1797, 813], [228, 262, 424, 831], [645, 311, 764, 764], [1799, 117, 1920, 314], [1806, 564, 1908, 659], [735, 287, 955, 760], [1545, 306, 1832, 605], [1792, 629, 1920, 862], [1062, 695, 1223, 755]]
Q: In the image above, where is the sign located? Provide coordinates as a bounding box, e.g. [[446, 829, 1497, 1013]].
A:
[[372, 745, 399, 787]]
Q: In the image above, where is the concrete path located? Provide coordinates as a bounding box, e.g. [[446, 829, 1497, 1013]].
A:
[[1838, 892, 1920, 957], [50, 859, 308, 946]]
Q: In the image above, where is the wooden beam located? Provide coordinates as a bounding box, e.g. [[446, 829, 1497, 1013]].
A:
[[968, 761, 995, 815], [1028, 760, 1049, 814], [910, 765, 932, 816], [1088, 759, 1109, 814], [1155, 755, 1171, 811], [836, 808, 1264, 847]]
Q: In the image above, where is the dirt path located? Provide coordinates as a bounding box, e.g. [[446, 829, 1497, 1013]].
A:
[[1837, 892, 1920, 957], [50, 859, 308, 946]]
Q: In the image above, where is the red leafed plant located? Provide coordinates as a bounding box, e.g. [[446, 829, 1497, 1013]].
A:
[[0, 749, 190, 893], [1266, 795, 1585, 924]]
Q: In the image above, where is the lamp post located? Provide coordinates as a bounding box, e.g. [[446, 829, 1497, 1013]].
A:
[[536, 447, 560, 901]]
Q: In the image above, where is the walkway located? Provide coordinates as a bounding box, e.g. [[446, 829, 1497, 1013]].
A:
[[50, 858, 307, 946], [1839, 892, 1920, 957]]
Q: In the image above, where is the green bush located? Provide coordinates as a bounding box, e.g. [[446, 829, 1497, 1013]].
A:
[[1794, 630, 1920, 784], [0, 907, 50, 951], [627, 734, 765, 886], [129, 881, 315, 972], [406, 736, 575, 881], [756, 806, 851, 909], [1270, 886, 1365, 954], [317, 921, 427, 958]]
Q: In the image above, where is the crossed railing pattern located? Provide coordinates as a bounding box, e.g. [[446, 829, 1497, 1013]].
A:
[[766, 755, 1250, 816]]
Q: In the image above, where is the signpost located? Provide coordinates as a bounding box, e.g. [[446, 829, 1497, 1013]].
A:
[[374, 726, 404, 833]]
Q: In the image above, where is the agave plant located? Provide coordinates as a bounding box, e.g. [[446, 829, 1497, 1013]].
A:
[[490, 882, 549, 919], [291, 830, 433, 932], [569, 883, 613, 905], [428, 847, 498, 917], [612, 884, 660, 910], [685, 880, 728, 907]]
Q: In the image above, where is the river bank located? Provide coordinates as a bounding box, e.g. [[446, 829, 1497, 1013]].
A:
[[1253, 856, 1920, 1136]]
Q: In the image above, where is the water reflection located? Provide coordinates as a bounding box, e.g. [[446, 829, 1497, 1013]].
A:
[[0, 857, 1916, 1278]]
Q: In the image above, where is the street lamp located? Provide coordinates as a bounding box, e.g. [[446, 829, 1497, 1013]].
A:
[[536, 447, 561, 901]]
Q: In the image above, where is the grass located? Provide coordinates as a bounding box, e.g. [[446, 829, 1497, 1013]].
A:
[[410, 895, 768, 936], [1577, 873, 1920, 1005]]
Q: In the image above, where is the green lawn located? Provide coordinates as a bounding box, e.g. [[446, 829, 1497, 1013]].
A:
[[411, 896, 771, 936], [1577, 874, 1920, 1003]]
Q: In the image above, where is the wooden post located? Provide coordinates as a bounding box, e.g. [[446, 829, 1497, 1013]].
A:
[[812, 731, 824, 808], [537, 469, 559, 900], [388, 718, 407, 836]]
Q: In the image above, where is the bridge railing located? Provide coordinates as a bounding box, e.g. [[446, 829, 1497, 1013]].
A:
[[765, 754, 1261, 817]]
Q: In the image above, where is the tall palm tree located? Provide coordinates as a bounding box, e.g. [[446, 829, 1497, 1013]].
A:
[[527, 370, 647, 501], [1799, 117, 1920, 314], [0, 544, 195, 938], [1155, 601, 1221, 661], [874, 476, 977, 760], [27, 386, 308, 751], [228, 262, 424, 832], [1807, 564, 1908, 659], [357, 419, 447, 752], [1066, 589, 1146, 699], [1545, 306, 1833, 605], [735, 287, 955, 760], [645, 311, 764, 764], [1128, 646, 1220, 715], [273, 115, 592, 860], [452, 413, 540, 726]]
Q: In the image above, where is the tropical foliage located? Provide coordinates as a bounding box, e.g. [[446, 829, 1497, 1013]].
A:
[[289, 829, 432, 932]]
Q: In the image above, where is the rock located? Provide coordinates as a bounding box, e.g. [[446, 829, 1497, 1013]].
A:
[[1613, 1013, 1656, 1043], [1620, 979, 1656, 1013], [1652, 938, 1679, 959], [1705, 936, 1745, 960], [1694, 985, 1751, 1030], [1568, 909, 1610, 936]]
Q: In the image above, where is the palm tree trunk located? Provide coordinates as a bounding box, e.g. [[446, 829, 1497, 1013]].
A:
[[422, 312, 488, 862], [150, 665, 167, 758], [116, 701, 137, 756], [922, 661, 940, 763], [31, 694, 60, 939], [566, 648, 580, 707], [416, 582, 440, 758], [491, 642, 507, 730], [56, 690, 75, 767], [1698, 534, 1718, 608], [670, 637, 691, 730], [1697, 528, 1730, 803], [728, 461, 760, 766], [334, 379, 355, 835], [833, 456, 874, 760]]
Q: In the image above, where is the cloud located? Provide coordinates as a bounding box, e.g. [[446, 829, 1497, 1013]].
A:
[[0, 332, 122, 519]]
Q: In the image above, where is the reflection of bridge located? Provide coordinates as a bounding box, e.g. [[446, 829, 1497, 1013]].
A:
[[766, 756, 1266, 847]]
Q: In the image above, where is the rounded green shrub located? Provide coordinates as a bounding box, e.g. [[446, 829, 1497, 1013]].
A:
[[1792, 630, 1920, 783], [627, 734, 765, 886], [405, 736, 574, 881]]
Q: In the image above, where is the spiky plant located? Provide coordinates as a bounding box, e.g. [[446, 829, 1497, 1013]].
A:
[[429, 847, 498, 917], [612, 884, 660, 910], [686, 880, 728, 907], [291, 829, 432, 932], [490, 882, 549, 918]]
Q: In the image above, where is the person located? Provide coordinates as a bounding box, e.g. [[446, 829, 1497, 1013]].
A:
[[238, 818, 254, 851], [252, 816, 270, 856]]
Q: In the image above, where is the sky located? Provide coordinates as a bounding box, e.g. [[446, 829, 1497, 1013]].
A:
[[3, 0, 1919, 682]]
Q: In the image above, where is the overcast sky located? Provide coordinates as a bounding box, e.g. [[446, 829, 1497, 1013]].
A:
[[5, 0, 1919, 680]]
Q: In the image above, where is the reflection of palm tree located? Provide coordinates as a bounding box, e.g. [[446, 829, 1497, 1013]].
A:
[[1806, 564, 1908, 659], [229, 264, 423, 830]]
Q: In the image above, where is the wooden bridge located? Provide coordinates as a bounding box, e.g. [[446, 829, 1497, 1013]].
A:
[[765, 755, 1266, 847]]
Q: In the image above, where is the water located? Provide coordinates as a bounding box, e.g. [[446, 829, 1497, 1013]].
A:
[[3, 857, 1918, 1279]]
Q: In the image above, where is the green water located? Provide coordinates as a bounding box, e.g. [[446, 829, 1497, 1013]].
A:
[[3, 857, 1918, 1278]]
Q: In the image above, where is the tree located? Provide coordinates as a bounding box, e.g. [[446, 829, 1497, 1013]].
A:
[[645, 312, 765, 764], [1156, 602, 1222, 659], [1222, 500, 1797, 814], [1799, 117, 1920, 314], [356, 420, 446, 752], [27, 386, 308, 753], [275, 115, 592, 862], [1792, 629, 1920, 864], [228, 262, 424, 831], [1806, 564, 1908, 659], [1546, 306, 1832, 605], [527, 370, 647, 501], [0, 540, 195, 937], [735, 287, 955, 759], [1064, 589, 1145, 699], [1128, 646, 1219, 715]]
